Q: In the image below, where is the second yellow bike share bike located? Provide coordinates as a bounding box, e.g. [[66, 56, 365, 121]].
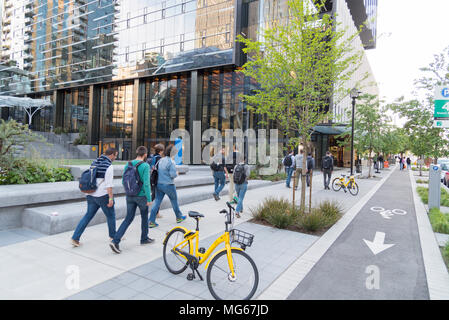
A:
[[162, 201, 259, 300]]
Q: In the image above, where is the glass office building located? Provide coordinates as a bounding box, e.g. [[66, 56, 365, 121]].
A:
[[0, 0, 378, 162]]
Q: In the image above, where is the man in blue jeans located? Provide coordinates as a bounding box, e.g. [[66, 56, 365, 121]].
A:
[[283, 150, 295, 188], [71, 148, 118, 247], [110, 146, 154, 254], [211, 147, 229, 201], [234, 153, 250, 218]]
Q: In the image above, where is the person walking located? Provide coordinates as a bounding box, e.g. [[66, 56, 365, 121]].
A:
[[148, 145, 186, 228], [147, 144, 164, 218], [378, 154, 384, 169], [294, 149, 304, 190], [71, 148, 118, 247], [306, 152, 315, 187], [233, 153, 251, 218], [109, 146, 154, 254], [406, 157, 411, 170], [225, 146, 239, 204], [283, 149, 295, 188], [211, 147, 229, 201], [321, 151, 334, 190]]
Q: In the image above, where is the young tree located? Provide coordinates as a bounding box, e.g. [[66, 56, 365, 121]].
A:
[[237, 0, 367, 211], [389, 98, 449, 175]]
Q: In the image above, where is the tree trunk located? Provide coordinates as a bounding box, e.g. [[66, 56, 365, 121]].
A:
[[300, 141, 307, 213], [308, 171, 313, 215]]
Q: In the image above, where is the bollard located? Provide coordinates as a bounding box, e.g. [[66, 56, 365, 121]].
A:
[[429, 164, 441, 210]]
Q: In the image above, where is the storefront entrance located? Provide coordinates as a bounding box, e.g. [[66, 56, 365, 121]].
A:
[[99, 139, 132, 160]]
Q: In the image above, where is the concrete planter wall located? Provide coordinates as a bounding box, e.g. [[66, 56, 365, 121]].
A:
[[75, 145, 98, 159]]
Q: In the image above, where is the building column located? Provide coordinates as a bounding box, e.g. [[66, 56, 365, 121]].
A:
[[87, 84, 100, 146], [53, 89, 64, 129], [131, 78, 142, 159], [190, 70, 202, 164]]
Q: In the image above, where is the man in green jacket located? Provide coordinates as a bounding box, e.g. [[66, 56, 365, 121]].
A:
[[110, 146, 153, 254]]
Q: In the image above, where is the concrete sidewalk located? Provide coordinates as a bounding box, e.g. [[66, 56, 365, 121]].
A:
[[0, 167, 391, 299]]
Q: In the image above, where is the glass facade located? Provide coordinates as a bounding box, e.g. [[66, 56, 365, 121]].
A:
[[62, 87, 89, 132], [0, 0, 236, 95], [0, 0, 378, 161]]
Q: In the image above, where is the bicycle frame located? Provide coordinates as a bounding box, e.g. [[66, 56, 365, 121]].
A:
[[338, 176, 355, 188], [171, 228, 242, 277]]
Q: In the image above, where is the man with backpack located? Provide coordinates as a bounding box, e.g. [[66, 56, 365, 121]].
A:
[[321, 151, 334, 190], [306, 152, 315, 187], [283, 149, 295, 188], [211, 147, 229, 201], [71, 148, 118, 247], [225, 146, 239, 204], [233, 153, 250, 218], [110, 146, 154, 254], [147, 144, 164, 218]]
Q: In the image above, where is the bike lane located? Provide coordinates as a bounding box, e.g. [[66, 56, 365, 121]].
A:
[[288, 167, 430, 299]]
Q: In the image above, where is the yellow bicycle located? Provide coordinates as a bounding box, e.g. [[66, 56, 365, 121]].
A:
[[331, 174, 359, 196], [162, 202, 259, 300]]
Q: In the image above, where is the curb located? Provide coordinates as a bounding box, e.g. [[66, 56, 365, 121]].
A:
[[409, 169, 449, 300], [257, 165, 397, 300]]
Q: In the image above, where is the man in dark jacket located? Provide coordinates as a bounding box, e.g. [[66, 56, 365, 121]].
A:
[[321, 151, 334, 190], [306, 152, 315, 187]]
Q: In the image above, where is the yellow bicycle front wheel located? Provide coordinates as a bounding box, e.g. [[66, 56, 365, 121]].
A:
[[206, 248, 259, 300]]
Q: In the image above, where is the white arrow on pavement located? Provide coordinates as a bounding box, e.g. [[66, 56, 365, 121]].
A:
[[363, 232, 395, 255]]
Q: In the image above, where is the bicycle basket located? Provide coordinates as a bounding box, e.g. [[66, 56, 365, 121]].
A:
[[230, 229, 254, 248]]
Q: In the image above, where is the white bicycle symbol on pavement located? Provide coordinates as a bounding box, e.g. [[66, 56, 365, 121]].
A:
[[370, 207, 407, 220]]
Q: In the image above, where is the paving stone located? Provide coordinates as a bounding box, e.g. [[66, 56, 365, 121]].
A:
[[89, 280, 122, 295], [126, 277, 158, 292], [112, 272, 141, 286], [105, 286, 140, 300], [66, 289, 103, 300], [144, 283, 176, 299]]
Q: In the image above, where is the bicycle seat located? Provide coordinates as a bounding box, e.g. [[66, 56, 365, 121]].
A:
[[188, 211, 204, 218]]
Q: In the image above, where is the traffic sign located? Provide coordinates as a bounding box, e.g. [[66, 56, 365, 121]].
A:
[[434, 86, 449, 127]]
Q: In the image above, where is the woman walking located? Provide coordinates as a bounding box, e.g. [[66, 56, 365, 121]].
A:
[[148, 145, 186, 228]]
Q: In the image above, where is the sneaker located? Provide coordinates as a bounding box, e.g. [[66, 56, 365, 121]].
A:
[[236, 212, 241, 218], [156, 213, 163, 218], [109, 241, 121, 254], [149, 222, 159, 228], [141, 238, 155, 245], [176, 215, 187, 223], [71, 239, 80, 247], [213, 193, 220, 201]]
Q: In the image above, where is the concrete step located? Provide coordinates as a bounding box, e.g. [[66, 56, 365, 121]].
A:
[[0, 175, 216, 209], [22, 180, 275, 235]]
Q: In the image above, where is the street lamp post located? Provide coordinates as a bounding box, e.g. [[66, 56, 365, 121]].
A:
[[350, 88, 360, 176]]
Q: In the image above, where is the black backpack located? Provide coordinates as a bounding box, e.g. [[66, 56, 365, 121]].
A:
[[210, 161, 219, 171], [123, 161, 144, 196], [233, 164, 246, 184], [322, 156, 332, 170], [79, 166, 99, 194], [150, 159, 161, 187], [307, 157, 314, 170], [283, 156, 293, 167]]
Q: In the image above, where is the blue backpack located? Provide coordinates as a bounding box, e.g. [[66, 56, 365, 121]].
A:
[[79, 166, 99, 194], [123, 161, 145, 196]]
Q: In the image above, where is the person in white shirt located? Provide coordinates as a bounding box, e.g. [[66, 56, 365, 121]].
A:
[[71, 148, 118, 247]]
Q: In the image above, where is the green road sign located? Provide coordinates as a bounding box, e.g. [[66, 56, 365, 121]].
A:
[[434, 100, 449, 119]]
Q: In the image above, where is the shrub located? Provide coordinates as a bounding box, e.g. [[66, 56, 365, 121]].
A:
[[296, 208, 329, 232], [443, 242, 449, 268], [429, 208, 449, 234], [251, 197, 342, 232], [318, 200, 344, 225], [0, 159, 73, 185], [251, 197, 299, 228]]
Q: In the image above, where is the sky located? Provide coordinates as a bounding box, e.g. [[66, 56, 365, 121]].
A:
[[365, 0, 449, 126]]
